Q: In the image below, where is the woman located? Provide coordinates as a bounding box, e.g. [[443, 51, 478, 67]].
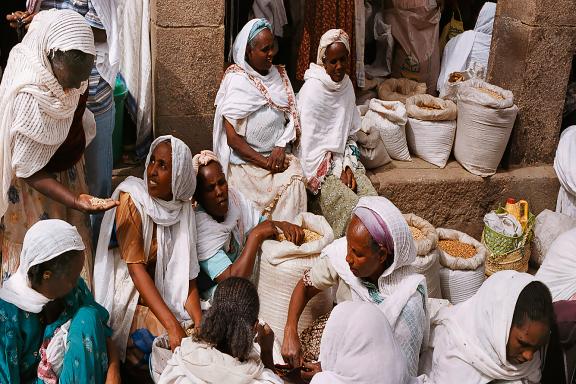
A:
[[213, 18, 306, 222], [554, 125, 576, 218], [193, 150, 305, 299], [94, 136, 202, 380], [429, 270, 553, 383], [0, 219, 119, 383], [158, 277, 282, 384], [536, 228, 576, 301], [303, 301, 423, 384], [297, 29, 377, 238], [282, 196, 428, 376], [0, 9, 118, 287]]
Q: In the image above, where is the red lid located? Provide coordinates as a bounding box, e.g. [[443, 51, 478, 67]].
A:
[[506, 198, 516, 204]]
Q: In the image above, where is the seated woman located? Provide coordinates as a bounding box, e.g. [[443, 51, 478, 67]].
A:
[[193, 150, 305, 299], [281, 196, 428, 376], [297, 29, 377, 238], [430, 270, 553, 383], [536, 227, 576, 301], [0, 219, 119, 383], [303, 301, 423, 384], [94, 136, 202, 381], [158, 277, 282, 384], [213, 18, 306, 222]]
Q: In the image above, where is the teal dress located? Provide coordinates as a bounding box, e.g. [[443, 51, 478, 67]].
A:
[[0, 278, 111, 384]]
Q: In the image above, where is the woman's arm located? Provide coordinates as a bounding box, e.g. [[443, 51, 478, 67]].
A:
[[105, 337, 121, 384], [184, 279, 202, 329], [127, 264, 185, 350], [223, 118, 270, 169]]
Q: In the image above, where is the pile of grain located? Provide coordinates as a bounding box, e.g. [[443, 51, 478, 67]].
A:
[[277, 228, 322, 243], [475, 87, 504, 100], [438, 240, 477, 258], [409, 226, 425, 240]]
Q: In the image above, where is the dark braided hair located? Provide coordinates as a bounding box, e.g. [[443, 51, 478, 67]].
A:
[[27, 250, 83, 287], [512, 281, 554, 328], [198, 277, 259, 361]]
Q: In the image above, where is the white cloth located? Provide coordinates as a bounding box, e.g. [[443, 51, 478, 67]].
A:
[[316, 29, 351, 65], [46, 319, 72, 376], [93, 135, 199, 360], [311, 301, 421, 384], [0, 219, 85, 313], [91, 0, 119, 88], [430, 270, 542, 384], [554, 126, 576, 218], [213, 18, 299, 174], [158, 338, 283, 384], [436, 2, 496, 92], [195, 188, 261, 262], [536, 228, 576, 301], [0, 9, 95, 219], [251, 0, 287, 37], [296, 63, 360, 181], [483, 211, 523, 237]]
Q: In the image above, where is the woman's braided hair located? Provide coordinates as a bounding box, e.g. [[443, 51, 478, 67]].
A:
[[198, 277, 259, 361]]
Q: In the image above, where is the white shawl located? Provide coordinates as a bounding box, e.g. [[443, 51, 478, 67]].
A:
[[431, 270, 542, 384], [158, 338, 282, 384], [312, 302, 421, 384], [94, 135, 199, 360], [0, 9, 95, 219], [296, 63, 360, 181], [213, 18, 299, 174], [554, 126, 576, 218], [536, 228, 576, 301], [0, 219, 85, 313], [328, 197, 426, 330], [195, 188, 261, 262]]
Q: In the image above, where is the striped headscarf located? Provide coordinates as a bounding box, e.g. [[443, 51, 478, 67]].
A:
[[317, 29, 351, 66]]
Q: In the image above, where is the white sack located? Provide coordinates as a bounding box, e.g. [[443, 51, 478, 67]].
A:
[[436, 227, 486, 271], [531, 209, 576, 266], [412, 249, 442, 299], [364, 98, 411, 161]]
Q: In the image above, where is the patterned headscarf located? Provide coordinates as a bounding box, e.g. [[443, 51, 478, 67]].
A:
[[192, 150, 220, 173], [317, 29, 351, 66], [248, 18, 272, 45]]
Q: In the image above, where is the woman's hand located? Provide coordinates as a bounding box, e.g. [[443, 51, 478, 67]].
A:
[[251, 220, 279, 242], [281, 327, 303, 369], [300, 361, 322, 381], [75, 194, 120, 213], [275, 221, 305, 245], [266, 147, 289, 173], [167, 324, 187, 351], [6, 11, 34, 29], [256, 322, 275, 354], [340, 166, 357, 192]]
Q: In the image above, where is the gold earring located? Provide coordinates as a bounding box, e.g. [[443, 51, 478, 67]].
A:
[[43, 271, 51, 280]]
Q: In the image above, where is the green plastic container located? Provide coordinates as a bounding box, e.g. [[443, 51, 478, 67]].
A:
[[113, 76, 128, 164]]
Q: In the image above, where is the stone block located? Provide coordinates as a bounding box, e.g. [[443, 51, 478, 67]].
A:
[[151, 0, 225, 28], [487, 17, 575, 166], [152, 25, 225, 117], [155, 114, 214, 155], [368, 159, 560, 239], [496, 0, 576, 27]]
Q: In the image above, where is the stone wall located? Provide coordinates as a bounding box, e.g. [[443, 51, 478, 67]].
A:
[[150, 0, 225, 154]]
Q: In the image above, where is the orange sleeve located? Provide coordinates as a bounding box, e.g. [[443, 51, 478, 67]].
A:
[[115, 192, 148, 264]]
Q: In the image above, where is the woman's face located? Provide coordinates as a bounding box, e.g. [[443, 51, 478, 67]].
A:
[[506, 319, 550, 365], [345, 216, 388, 280], [147, 142, 173, 201], [34, 251, 85, 299], [246, 29, 275, 74], [195, 161, 229, 221], [323, 42, 348, 82], [50, 51, 94, 91]]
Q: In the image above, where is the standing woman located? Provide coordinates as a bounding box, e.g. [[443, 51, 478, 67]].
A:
[[213, 18, 307, 222], [94, 135, 202, 381], [0, 9, 118, 287], [297, 29, 377, 238]]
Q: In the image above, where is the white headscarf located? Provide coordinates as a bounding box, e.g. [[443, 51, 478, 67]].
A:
[[554, 126, 576, 218], [328, 196, 427, 329], [296, 29, 360, 192], [213, 18, 299, 174], [431, 270, 542, 383], [311, 301, 421, 384], [0, 9, 95, 219], [94, 135, 199, 360], [0, 219, 85, 313], [536, 227, 576, 301]]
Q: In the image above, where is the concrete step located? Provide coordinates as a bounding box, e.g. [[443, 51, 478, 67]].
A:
[[367, 159, 560, 239]]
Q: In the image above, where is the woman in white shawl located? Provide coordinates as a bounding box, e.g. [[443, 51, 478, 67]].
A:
[[554, 125, 576, 218], [304, 301, 423, 384], [429, 270, 554, 384], [213, 18, 306, 222], [536, 228, 576, 302], [0, 9, 118, 288], [93, 135, 202, 381], [282, 196, 428, 376], [297, 29, 377, 237], [193, 150, 304, 300]]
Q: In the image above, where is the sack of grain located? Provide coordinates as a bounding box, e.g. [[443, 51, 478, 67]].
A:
[[454, 79, 518, 177], [531, 209, 576, 266], [436, 228, 487, 304], [363, 98, 411, 161], [377, 77, 427, 103], [405, 214, 441, 298], [412, 249, 442, 299], [258, 213, 334, 340], [356, 105, 392, 169], [405, 95, 457, 168]]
